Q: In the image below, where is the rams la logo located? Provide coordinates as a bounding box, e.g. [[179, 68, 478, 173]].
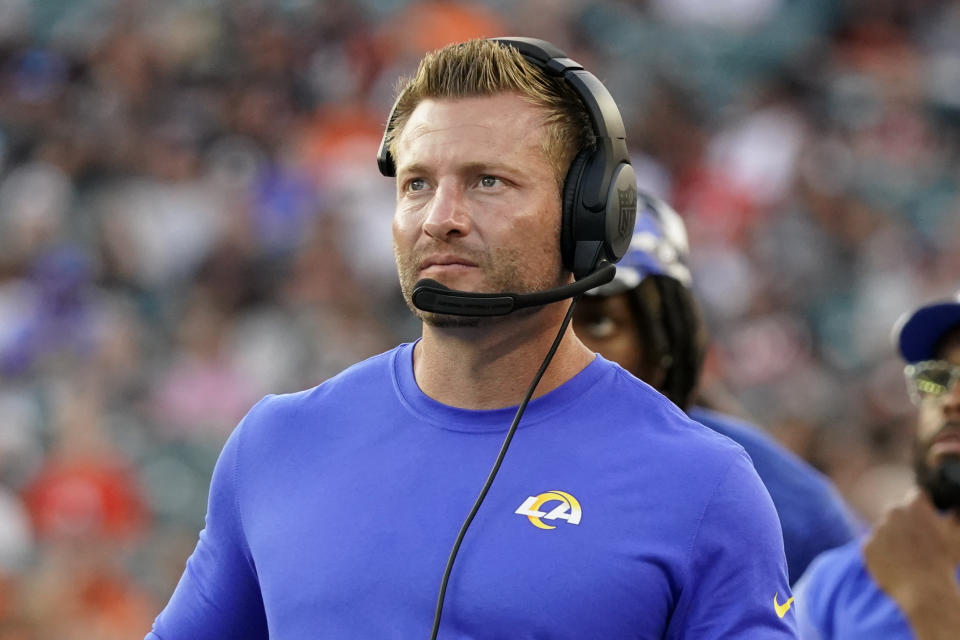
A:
[[515, 491, 582, 529]]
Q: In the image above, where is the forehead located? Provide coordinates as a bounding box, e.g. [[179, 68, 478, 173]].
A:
[[394, 94, 549, 166]]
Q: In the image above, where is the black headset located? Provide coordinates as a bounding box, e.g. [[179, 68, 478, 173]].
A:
[[377, 37, 637, 285]]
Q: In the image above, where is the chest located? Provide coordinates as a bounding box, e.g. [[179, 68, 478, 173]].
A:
[[242, 425, 693, 638]]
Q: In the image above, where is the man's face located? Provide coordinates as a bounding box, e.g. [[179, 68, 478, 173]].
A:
[[391, 93, 565, 327], [913, 326, 960, 503]]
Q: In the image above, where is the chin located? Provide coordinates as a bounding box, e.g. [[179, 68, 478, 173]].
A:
[[915, 450, 960, 510]]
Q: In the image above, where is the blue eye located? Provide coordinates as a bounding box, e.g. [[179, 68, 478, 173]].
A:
[[408, 178, 426, 191], [479, 176, 500, 188]]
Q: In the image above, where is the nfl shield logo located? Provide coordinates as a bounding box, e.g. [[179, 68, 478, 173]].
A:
[[617, 188, 637, 237]]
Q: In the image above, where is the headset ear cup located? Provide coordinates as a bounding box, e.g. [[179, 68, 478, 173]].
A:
[[561, 150, 590, 273], [603, 162, 638, 262]]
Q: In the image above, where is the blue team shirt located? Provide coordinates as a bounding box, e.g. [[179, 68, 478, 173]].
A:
[[688, 407, 862, 585], [794, 537, 960, 638], [148, 343, 797, 639]]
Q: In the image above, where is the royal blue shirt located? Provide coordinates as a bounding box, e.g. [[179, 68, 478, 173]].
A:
[[148, 343, 797, 639], [688, 407, 862, 585], [794, 537, 960, 638]]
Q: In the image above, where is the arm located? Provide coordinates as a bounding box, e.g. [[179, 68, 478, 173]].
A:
[[146, 413, 269, 639], [668, 450, 798, 639], [863, 491, 960, 640]]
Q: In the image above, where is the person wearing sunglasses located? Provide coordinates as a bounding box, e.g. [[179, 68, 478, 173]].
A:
[[794, 292, 960, 639]]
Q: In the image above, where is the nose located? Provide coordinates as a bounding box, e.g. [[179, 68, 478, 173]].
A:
[[422, 182, 471, 240], [943, 374, 960, 419]]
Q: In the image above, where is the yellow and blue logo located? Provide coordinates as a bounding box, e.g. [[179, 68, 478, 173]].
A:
[[774, 593, 794, 618], [515, 491, 582, 529]]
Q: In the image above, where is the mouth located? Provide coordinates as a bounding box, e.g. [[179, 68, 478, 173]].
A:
[[419, 256, 479, 274], [930, 424, 960, 460]]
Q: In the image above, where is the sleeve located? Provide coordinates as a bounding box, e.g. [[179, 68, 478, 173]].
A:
[[145, 408, 269, 640], [667, 450, 799, 639]]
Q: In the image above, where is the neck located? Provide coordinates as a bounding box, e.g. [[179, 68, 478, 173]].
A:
[[413, 302, 595, 410]]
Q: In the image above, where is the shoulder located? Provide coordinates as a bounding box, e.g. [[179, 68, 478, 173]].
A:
[[596, 359, 755, 475], [688, 406, 857, 511], [688, 406, 862, 535], [599, 360, 713, 427], [688, 406, 800, 468], [798, 538, 867, 587], [794, 538, 869, 617], [237, 344, 406, 441]]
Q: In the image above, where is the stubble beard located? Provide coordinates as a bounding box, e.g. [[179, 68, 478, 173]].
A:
[[394, 242, 564, 329], [912, 432, 960, 510]]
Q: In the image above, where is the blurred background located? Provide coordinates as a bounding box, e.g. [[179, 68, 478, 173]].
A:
[[0, 0, 958, 637]]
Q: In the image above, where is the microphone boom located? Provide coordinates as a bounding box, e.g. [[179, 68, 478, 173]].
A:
[[412, 262, 616, 316]]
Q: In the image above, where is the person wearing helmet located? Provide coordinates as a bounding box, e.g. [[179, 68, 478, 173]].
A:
[[573, 194, 863, 586]]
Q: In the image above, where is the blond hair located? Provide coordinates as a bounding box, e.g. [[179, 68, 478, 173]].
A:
[[385, 39, 594, 186]]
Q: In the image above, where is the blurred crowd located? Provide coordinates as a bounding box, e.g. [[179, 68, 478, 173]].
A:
[[0, 0, 958, 637]]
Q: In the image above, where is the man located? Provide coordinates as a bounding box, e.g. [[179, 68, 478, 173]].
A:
[[793, 291, 960, 639], [147, 38, 796, 639], [572, 196, 863, 585]]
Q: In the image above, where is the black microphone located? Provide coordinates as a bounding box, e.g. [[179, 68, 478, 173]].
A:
[[412, 261, 616, 316]]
